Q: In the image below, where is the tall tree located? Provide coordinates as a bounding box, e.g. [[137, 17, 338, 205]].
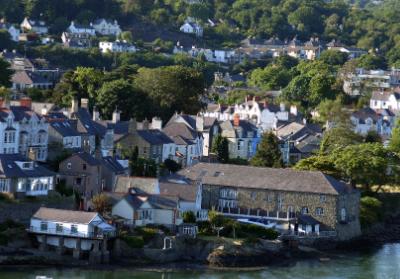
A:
[[250, 132, 282, 168], [211, 135, 229, 163], [0, 58, 13, 88], [389, 119, 400, 153]]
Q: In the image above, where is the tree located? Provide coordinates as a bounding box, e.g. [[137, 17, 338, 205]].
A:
[[316, 97, 350, 127], [0, 58, 13, 88], [91, 193, 110, 214], [0, 30, 15, 51], [208, 210, 225, 237], [119, 31, 133, 43], [356, 54, 387, 70], [134, 66, 205, 120], [389, 119, 400, 153], [163, 159, 181, 173], [211, 135, 229, 163], [182, 211, 196, 223], [294, 155, 339, 178], [360, 196, 383, 228], [250, 132, 282, 168], [320, 126, 364, 154], [319, 50, 349, 66], [96, 79, 148, 120]]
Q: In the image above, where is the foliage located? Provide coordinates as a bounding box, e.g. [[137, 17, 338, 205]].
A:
[[355, 54, 387, 70], [208, 210, 225, 228], [211, 135, 229, 163], [295, 155, 339, 178], [130, 157, 157, 177], [389, 119, 400, 153], [320, 126, 364, 154], [91, 193, 110, 214], [182, 211, 196, 223], [134, 227, 158, 243], [315, 97, 349, 126], [55, 179, 73, 197], [121, 235, 145, 248], [319, 50, 349, 66], [0, 58, 13, 88], [360, 196, 382, 228], [163, 159, 181, 173], [250, 132, 283, 168]]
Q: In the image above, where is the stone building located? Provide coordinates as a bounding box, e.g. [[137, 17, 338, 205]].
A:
[[178, 163, 361, 241]]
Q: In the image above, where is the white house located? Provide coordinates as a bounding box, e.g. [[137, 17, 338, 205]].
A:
[[351, 107, 393, 138], [370, 90, 400, 111], [112, 193, 183, 227], [0, 154, 54, 197], [180, 20, 203, 37], [0, 97, 49, 162], [29, 207, 115, 262], [67, 21, 96, 36], [48, 120, 82, 150], [0, 23, 20, 41], [92, 19, 121, 35], [20, 17, 48, 34], [99, 40, 136, 53]]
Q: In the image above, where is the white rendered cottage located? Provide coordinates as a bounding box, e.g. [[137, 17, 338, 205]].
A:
[[92, 19, 121, 35]]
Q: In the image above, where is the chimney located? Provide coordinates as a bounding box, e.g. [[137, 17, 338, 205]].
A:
[[196, 115, 204, 131], [92, 106, 100, 121], [290, 105, 298, 116], [71, 98, 78, 114], [80, 98, 89, 109], [128, 118, 137, 134], [151, 117, 162, 130], [142, 118, 149, 130], [41, 105, 48, 116], [280, 102, 286, 112], [28, 147, 36, 161], [19, 97, 32, 109], [112, 107, 120, 123], [233, 113, 240, 126]]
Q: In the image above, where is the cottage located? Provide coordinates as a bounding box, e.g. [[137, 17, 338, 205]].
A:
[[61, 32, 93, 49], [219, 115, 259, 160], [179, 163, 361, 240], [48, 119, 82, 150], [0, 154, 54, 198], [29, 207, 115, 262], [0, 23, 20, 41], [67, 21, 96, 36], [99, 40, 136, 53], [11, 70, 52, 91], [351, 107, 393, 138], [180, 20, 203, 37], [20, 18, 48, 34], [370, 90, 400, 111], [92, 19, 121, 35]]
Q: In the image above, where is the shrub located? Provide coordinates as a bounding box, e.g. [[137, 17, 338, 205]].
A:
[[360, 196, 383, 228], [55, 179, 73, 197], [122, 235, 144, 248], [135, 227, 158, 243], [182, 211, 196, 223], [197, 220, 213, 235], [237, 224, 279, 240]]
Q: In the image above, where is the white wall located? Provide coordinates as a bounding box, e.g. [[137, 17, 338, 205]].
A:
[[112, 199, 134, 220]]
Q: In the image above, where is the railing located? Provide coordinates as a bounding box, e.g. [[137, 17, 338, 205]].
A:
[[281, 230, 337, 239], [28, 226, 115, 239]]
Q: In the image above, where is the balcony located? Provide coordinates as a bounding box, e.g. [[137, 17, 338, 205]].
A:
[[28, 226, 116, 240]]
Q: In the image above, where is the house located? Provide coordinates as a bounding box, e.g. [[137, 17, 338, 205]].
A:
[[370, 90, 400, 111], [67, 21, 96, 36], [99, 40, 136, 53], [0, 22, 20, 41], [219, 115, 259, 160], [112, 192, 183, 228], [92, 19, 121, 35], [0, 97, 49, 162], [326, 40, 367, 59], [276, 121, 322, 165], [180, 19, 203, 37], [179, 163, 361, 240], [20, 17, 48, 34], [115, 118, 175, 164], [163, 121, 203, 167], [351, 107, 393, 138], [0, 154, 54, 198], [11, 70, 52, 91], [47, 118, 82, 150], [61, 32, 92, 49], [165, 113, 218, 157], [29, 207, 115, 262], [70, 98, 114, 156]]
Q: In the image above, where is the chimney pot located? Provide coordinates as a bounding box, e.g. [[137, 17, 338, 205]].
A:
[[233, 114, 240, 126]]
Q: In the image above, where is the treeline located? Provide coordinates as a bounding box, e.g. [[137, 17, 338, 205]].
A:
[[3, 1, 400, 58]]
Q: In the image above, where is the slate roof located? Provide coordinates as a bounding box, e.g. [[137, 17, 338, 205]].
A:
[[276, 122, 322, 141], [0, 154, 54, 178], [371, 91, 400, 101], [163, 122, 199, 144], [12, 71, 51, 85], [124, 194, 178, 210], [0, 106, 42, 122], [178, 163, 354, 195], [219, 120, 258, 138], [114, 176, 159, 194], [101, 156, 127, 173], [33, 207, 98, 224], [73, 152, 101, 166], [50, 120, 80, 137], [352, 108, 380, 123], [74, 108, 107, 136], [137, 129, 174, 145], [159, 181, 197, 202]]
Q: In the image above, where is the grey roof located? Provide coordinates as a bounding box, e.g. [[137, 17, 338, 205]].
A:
[[371, 91, 400, 101], [178, 163, 354, 195], [71, 152, 100, 166], [114, 176, 159, 194], [137, 129, 174, 145], [123, 194, 178, 210], [163, 122, 199, 144], [352, 108, 380, 123], [219, 120, 258, 138], [33, 207, 98, 224], [12, 71, 51, 85], [74, 108, 107, 136], [101, 156, 127, 173], [159, 181, 197, 202], [0, 154, 55, 178], [50, 120, 80, 137], [276, 122, 322, 141]]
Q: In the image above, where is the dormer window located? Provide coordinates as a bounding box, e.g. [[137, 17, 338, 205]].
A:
[[21, 162, 33, 169]]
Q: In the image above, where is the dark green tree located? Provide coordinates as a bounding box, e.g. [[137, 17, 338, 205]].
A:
[[211, 135, 229, 163], [250, 132, 282, 168], [0, 58, 13, 88]]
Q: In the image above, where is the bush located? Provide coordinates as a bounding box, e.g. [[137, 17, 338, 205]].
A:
[[55, 179, 73, 197], [122, 235, 144, 248], [197, 220, 213, 235], [182, 211, 196, 223], [237, 224, 279, 240], [145, 224, 171, 235], [360, 196, 383, 228], [0, 219, 25, 232], [134, 227, 158, 243]]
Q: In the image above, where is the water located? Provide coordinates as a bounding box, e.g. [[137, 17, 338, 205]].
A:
[[0, 243, 400, 279]]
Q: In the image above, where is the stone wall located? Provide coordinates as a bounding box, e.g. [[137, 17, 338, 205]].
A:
[[336, 191, 361, 240]]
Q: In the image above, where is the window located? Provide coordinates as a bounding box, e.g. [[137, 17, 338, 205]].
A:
[[75, 178, 82, 185], [237, 140, 243, 151], [340, 208, 347, 222], [301, 207, 309, 215], [4, 132, 15, 143], [315, 207, 324, 216], [320, 195, 326, 203], [67, 163, 72, 169], [0, 179, 8, 192], [140, 210, 152, 220], [277, 194, 284, 210], [250, 191, 257, 200], [22, 162, 32, 169], [82, 164, 87, 170], [71, 224, 78, 234], [247, 141, 252, 154], [40, 222, 48, 231], [56, 223, 63, 233]]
